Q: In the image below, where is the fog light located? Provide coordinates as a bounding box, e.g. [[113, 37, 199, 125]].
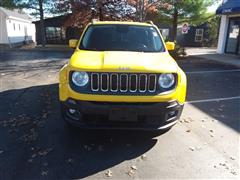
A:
[[167, 110, 178, 120], [69, 108, 76, 114], [169, 111, 176, 116]]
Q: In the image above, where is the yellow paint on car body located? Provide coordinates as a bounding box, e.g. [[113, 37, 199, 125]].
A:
[[59, 21, 187, 104]]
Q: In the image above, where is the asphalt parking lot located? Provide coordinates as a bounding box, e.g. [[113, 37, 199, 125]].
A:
[[0, 50, 239, 179]]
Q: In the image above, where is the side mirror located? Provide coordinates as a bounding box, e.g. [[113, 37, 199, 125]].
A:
[[165, 42, 175, 51], [69, 39, 78, 48]]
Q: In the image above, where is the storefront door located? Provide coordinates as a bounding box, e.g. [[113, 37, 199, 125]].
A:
[[225, 17, 240, 55]]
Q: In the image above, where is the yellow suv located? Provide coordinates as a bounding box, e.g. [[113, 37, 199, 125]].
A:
[[59, 21, 187, 130]]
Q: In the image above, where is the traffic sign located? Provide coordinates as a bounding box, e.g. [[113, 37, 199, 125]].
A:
[[182, 23, 189, 34]]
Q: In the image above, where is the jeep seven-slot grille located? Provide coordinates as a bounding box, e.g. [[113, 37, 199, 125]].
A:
[[90, 73, 157, 93]]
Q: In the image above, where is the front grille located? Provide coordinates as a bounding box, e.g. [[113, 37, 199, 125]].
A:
[[90, 73, 157, 93]]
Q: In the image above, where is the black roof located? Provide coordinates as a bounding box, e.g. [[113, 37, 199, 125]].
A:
[[33, 14, 70, 27]]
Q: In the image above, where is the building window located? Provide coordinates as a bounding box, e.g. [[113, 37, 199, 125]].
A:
[[13, 23, 15, 30], [195, 29, 204, 42], [46, 27, 65, 43]]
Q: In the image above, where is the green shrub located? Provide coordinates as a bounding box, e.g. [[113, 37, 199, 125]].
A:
[[168, 43, 186, 59]]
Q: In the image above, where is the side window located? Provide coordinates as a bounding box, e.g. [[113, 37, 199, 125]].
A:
[[195, 29, 204, 42], [81, 26, 94, 48], [151, 28, 163, 51]]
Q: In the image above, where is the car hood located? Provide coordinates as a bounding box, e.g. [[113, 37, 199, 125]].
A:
[[69, 50, 178, 73]]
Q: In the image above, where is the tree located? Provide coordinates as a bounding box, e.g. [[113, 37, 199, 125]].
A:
[[15, 0, 55, 47], [205, 14, 220, 46], [96, 0, 135, 20], [53, 0, 93, 29], [53, 0, 135, 29], [53, 0, 168, 29], [0, 0, 17, 8], [128, 0, 168, 21], [157, 0, 215, 41]]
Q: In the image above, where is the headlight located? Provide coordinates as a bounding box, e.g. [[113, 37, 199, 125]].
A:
[[72, 71, 89, 87], [158, 73, 175, 89]]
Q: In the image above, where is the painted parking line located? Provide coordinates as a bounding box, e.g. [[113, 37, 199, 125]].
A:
[[186, 96, 240, 104], [185, 69, 240, 74]]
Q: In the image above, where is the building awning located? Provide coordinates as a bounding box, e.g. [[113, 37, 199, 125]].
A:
[[216, 0, 240, 15]]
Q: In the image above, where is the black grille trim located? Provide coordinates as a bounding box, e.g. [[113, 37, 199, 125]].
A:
[[69, 72, 177, 96]]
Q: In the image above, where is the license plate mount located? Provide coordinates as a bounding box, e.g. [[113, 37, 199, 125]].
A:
[[109, 108, 137, 122]]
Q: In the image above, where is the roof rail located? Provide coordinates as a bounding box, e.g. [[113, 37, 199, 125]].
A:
[[146, 21, 154, 25], [91, 19, 99, 23]]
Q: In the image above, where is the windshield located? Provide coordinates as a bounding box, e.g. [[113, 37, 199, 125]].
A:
[[79, 25, 165, 52]]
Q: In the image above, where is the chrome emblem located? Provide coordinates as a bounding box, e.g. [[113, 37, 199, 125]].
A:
[[118, 67, 131, 70]]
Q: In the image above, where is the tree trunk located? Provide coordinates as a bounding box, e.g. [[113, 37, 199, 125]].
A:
[[136, 0, 143, 21], [140, 0, 145, 21], [172, 5, 178, 41], [39, 0, 46, 47], [99, 6, 103, 21]]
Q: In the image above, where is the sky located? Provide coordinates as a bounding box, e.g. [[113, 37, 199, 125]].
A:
[[207, 1, 222, 13]]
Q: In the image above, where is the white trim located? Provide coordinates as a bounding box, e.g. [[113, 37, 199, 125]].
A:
[[217, 15, 229, 54], [195, 28, 204, 42], [7, 16, 32, 23]]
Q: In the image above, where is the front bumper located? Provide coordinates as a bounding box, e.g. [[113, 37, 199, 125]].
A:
[[61, 99, 184, 130]]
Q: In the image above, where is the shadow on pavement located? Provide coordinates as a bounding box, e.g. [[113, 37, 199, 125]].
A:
[[0, 50, 72, 62], [0, 84, 158, 179], [177, 56, 240, 72], [177, 57, 240, 133], [0, 51, 71, 76], [1, 70, 238, 179], [186, 70, 240, 133]]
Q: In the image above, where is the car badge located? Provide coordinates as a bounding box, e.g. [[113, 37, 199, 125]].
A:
[[118, 67, 130, 70]]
